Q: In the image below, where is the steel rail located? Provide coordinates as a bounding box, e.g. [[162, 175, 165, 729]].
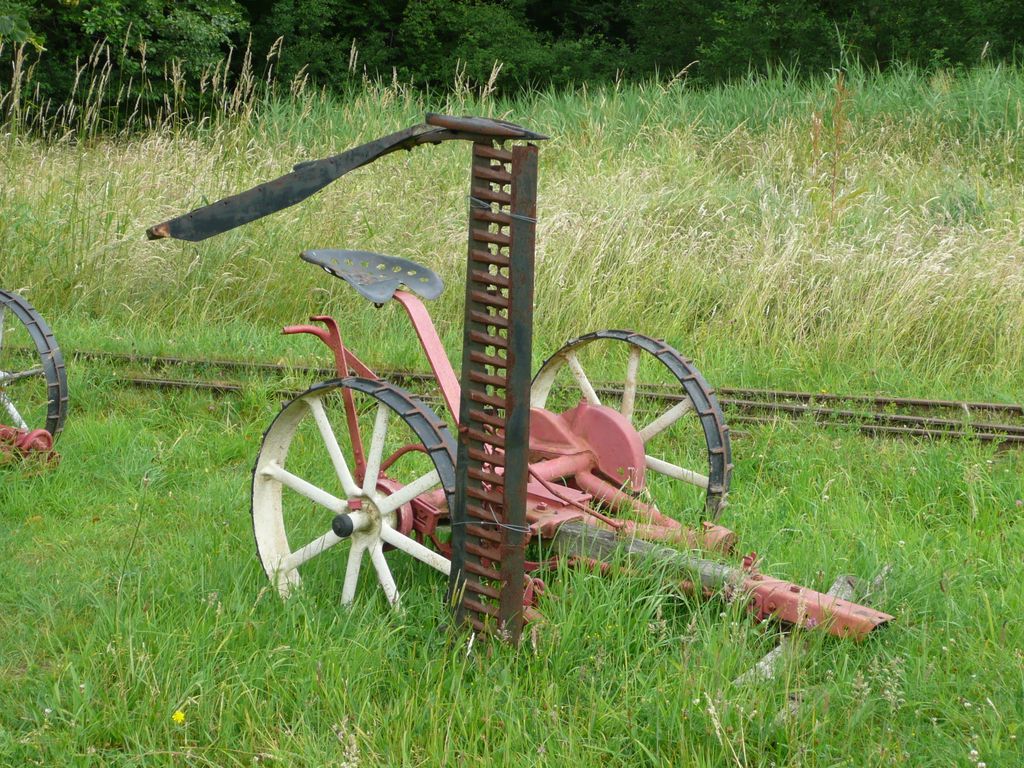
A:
[[725, 413, 1024, 445], [718, 386, 1024, 416], [117, 373, 1024, 447], [121, 375, 450, 410], [37, 347, 1024, 444], [56, 347, 1024, 416], [723, 398, 1024, 437]]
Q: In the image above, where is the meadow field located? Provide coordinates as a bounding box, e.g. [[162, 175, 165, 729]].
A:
[[2, 59, 1023, 766]]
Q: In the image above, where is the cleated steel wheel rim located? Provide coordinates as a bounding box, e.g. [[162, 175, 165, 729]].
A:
[[532, 330, 732, 519], [252, 377, 456, 605], [0, 290, 68, 440]]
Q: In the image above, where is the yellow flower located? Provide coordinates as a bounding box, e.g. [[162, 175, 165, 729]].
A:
[[172, 709, 186, 725]]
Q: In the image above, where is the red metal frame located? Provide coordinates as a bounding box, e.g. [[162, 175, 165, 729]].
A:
[[281, 294, 726, 550], [0, 290, 65, 464], [279, 292, 891, 639]]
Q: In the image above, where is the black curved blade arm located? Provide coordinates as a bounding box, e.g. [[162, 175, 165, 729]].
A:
[[147, 123, 447, 242], [146, 114, 547, 243]]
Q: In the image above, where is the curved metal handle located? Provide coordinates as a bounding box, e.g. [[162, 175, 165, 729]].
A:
[[147, 122, 447, 242], [146, 113, 547, 243]]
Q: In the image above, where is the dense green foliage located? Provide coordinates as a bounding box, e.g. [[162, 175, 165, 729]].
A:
[[4, 0, 1023, 110], [2, 0, 246, 107]]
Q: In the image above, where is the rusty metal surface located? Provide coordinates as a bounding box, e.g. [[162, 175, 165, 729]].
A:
[[140, 112, 899, 644], [147, 124, 442, 241], [92, 354, 1024, 447], [743, 572, 892, 639], [497, 144, 538, 642], [719, 387, 1024, 416], [425, 113, 549, 140], [725, 398, 1024, 438], [551, 521, 892, 640], [0, 290, 68, 441], [449, 140, 538, 643], [300, 249, 444, 303], [250, 375, 457, 597], [533, 330, 733, 518], [392, 292, 463, 420], [0, 425, 59, 464], [56, 350, 1024, 439], [116, 363, 1024, 445]]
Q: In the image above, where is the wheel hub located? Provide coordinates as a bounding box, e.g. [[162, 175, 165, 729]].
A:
[[558, 402, 648, 492]]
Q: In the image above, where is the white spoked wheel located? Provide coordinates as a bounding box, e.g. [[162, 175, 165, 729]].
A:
[[531, 330, 732, 519], [0, 290, 68, 440], [252, 378, 456, 605]]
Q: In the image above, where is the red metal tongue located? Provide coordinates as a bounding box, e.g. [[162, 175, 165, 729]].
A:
[[0, 425, 59, 464], [743, 573, 894, 639]]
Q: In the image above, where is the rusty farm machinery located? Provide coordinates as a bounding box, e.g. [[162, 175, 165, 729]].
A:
[[147, 113, 892, 644], [0, 290, 67, 464]]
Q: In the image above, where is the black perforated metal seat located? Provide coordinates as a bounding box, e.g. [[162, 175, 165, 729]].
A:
[[301, 249, 444, 303]]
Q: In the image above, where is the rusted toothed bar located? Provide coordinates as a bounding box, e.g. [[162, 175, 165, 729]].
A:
[[448, 136, 539, 645]]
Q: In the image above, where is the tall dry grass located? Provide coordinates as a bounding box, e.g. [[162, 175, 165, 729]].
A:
[[2, 43, 1022, 397]]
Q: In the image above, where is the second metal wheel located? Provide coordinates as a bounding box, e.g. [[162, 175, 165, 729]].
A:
[[531, 330, 732, 519]]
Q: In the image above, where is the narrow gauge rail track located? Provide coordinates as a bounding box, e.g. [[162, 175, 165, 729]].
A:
[[67, 348, 1024, 446]]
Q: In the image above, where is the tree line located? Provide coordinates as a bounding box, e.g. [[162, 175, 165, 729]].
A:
[[3, 1, 1022, 104]]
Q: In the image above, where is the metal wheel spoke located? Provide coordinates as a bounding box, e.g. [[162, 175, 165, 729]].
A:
[[639, 398, 694, 443], [565, 351, 601, 405], [645, 455, 709, 489], [280, 529, 343, 572], [340, 540, 368, 605], [0, 292, 68, 440], [0, 366, 44, 385], [621, 346, 641, 422], [306, 396, 360, 497], [362, 402, 390, 495], [1, 392, 27, 429], [380, 523, 451, 575], [376, 468, 442, 516], [369, 542, 400, 606], [259, 461, 345, 512]]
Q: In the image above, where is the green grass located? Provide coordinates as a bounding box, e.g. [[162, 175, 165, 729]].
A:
[[2, 59, 1024, 766], [2, 369, 1022, 766]]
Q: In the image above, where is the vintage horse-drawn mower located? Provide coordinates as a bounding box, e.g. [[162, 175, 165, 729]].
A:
[[0, 290, 67, 464], [149, 114, 892, 643]]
